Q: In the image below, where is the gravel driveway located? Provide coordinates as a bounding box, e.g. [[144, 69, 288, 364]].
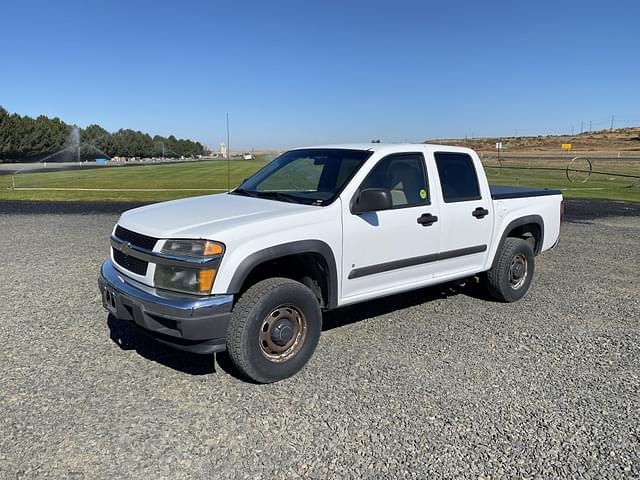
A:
[[0, 201, 638, 478]]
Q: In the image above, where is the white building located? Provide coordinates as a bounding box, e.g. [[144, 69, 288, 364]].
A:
[[219, 141, 228, 158]]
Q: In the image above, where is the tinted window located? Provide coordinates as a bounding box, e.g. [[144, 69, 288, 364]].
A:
[[360, 153, 429, 208], [234, 149, 372, 206], [258, 156, 324, 192], [435, 152, 481, 202]]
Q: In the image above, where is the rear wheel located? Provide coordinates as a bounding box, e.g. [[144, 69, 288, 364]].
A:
[[227, 278, 322, 383], [485, 237, 535, 302]]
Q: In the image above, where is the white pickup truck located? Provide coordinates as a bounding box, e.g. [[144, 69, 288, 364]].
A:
[[99, 144, 562, 382]]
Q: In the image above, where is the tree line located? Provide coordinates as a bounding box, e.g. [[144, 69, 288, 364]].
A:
[[0, 106, 206, 162]]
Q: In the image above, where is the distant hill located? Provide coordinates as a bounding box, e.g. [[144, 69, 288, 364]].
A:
[[425, 127, 640, 153]]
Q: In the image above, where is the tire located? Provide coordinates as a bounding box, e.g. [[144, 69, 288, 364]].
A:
[[485, 237, 535, 302], [227, 277, 322, 383]]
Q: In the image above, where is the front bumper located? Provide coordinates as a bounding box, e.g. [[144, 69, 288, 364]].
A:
[[98, 260, 233, 354]]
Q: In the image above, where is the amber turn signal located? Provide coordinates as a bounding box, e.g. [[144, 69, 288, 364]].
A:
[[203, 241, 224, 256], [198, 269, 217, 293]]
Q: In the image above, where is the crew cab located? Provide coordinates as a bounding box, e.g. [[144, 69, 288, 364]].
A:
[[99, 144, 562, 383]]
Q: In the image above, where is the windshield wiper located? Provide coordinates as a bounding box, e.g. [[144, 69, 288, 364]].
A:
[[231, 188, 260, 198], [255, 191, 303, 204], [231, 189, 303, 204]]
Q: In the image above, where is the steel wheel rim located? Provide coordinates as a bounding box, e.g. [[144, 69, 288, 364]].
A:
[[259, 304, 307, 362], [509, 254, 528, 290]]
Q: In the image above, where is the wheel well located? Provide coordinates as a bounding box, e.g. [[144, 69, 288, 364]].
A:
[[506, 222, 542, 254], [238, 253, 331, 308]]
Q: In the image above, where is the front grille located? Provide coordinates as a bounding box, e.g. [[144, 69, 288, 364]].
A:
[[114, 225, 157, 251], [113, 248, 148, 275]]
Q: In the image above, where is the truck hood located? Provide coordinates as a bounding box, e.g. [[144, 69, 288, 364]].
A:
[[117, 193, 314, 239]]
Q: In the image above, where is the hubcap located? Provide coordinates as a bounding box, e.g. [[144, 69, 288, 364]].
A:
[[271, 319, 294, 346], [509, 254, 528, 289], [259, 305, 307, 362]]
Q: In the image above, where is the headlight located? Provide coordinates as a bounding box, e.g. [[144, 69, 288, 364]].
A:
[[154, 265, 217, 295], [160, 239, 224, 258], [154, 239, 224, 294]]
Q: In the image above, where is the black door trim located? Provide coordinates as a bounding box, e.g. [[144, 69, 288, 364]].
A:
[[348, 244, 487, 279]]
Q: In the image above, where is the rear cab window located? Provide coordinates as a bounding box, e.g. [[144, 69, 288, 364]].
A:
[[434, 152, 481, 203]]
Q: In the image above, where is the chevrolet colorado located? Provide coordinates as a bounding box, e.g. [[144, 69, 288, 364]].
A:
[[99, 144, 562, 383]]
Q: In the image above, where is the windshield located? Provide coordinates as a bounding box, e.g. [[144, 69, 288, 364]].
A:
[[231, 148, 373, 206]]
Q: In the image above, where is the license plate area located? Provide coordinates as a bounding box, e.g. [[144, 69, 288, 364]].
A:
[[103, 287, 118, 315]]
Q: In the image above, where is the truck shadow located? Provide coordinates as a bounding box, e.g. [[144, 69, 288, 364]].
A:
[[106, 277, 491, 380], [322, 277, 489, 331], [107, 315, 217, 376]]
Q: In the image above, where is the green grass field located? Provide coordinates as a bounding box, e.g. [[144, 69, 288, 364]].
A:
[[1, 160, 269, 203], [484, 158, 640, 202], [1, 158, 639, 203]]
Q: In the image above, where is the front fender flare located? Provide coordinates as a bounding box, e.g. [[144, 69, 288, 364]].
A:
[[226, 240, 339, 309]]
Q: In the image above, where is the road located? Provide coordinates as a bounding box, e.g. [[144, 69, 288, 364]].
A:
[[0, 200, 638, 478]]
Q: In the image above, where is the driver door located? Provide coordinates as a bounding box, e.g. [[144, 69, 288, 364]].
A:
[[341, 152, 441, 303]]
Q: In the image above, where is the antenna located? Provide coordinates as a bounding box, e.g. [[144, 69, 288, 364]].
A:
[[226, 113, 231, 192]]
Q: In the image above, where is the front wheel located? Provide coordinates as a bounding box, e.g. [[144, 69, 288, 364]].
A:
[[226, 278, 322, 383], [485, 237, 535, 302]]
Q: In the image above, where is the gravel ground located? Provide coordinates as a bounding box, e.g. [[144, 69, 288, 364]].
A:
[[0, 202, 638, 478]]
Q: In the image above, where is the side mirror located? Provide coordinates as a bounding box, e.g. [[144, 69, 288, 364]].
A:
[[352, 188, 392, 214]]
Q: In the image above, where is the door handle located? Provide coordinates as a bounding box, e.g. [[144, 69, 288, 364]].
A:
[[417, 213, 438, 226], [472, 207, 489, 219]]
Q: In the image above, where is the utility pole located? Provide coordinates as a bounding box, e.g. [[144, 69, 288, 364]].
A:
[[226, 113, 231, 191], [571, 125, 574, 136], [611, 115, 615, 130], [580, 121, 583, 134], [589, 120, 592, 133]]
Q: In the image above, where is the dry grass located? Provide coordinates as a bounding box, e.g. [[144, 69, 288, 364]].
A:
[[427, 127, 640, 154]]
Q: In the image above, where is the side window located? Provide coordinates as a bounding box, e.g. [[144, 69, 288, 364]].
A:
[[360, 153, 429, 208], [434, 152, 481, 203]]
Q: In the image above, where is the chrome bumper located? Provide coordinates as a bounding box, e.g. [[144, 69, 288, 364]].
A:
[[98, 260, 233, 354]]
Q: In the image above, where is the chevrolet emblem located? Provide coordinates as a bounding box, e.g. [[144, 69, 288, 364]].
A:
[[121, 242, 131, 254]]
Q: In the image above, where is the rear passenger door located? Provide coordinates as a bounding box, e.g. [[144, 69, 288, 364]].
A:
[[432, 151, 493, 277]]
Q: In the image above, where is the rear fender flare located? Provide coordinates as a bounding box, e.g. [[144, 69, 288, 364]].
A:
[[491, 215, 544, 268]]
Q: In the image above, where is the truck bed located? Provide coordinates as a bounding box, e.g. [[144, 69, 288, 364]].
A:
[[490, 185, 562, 200]]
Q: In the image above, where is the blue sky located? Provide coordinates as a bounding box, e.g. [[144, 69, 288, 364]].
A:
[[1, 0, 639, 149]]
